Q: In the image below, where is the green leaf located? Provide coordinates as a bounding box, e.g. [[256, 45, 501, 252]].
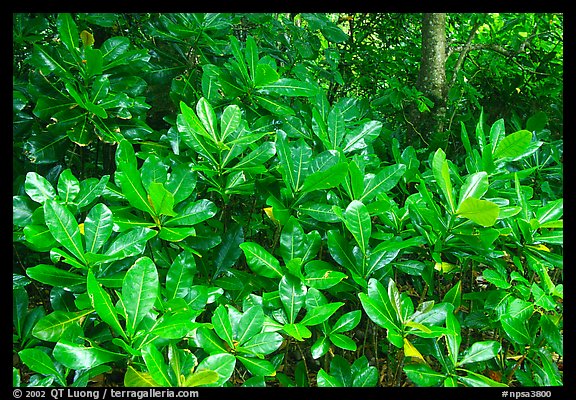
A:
[[53, 340, 124, 369], [279, 217, 306, 263], [212, 305, 234, 348], [87, 270, 127, 340], [44, 199, 86, 264], [220, 104, 241, 143], [238, 332, 284, 356], [196, 353, 236, 387], [166, 250, 196, 300], [331, 310, 362, 334], [25, 172, 57, 204], [493, 130, 533, 159], [57, 13, 79, 54], [458, 171, 489, 207], [196, 97, 218, 143], [115, 168, 155, 216], [24, 225, 57, 252], [84, 203, 113, 254], [301, 302, 344, 326], [456, 197, 500, 227], [330, 333, 357, 351], [182, 370, 219, 387], [147, 182, 177, 217], [360, 164, 406, 202], [18, 349, 66, 386], [165, 163, 196, 205], [236, 305, 265, 345], [457, 341, 500, 366], [304, 266, 347, 290], [57, 169, 80, 204], [458, 370, 507, 387], [279, 274, 307, 324], [32, 309, 92, 342], [164, 199, 217, 226], [432, 148, 455, 213], [343, 200, 371, 254], [327, 230, 357, 273], [177, 102, 218, 166], [282, 323, 312, 341], [141, 343, 172, 387], [327, 107, 346, 149], [443, 281, 462, 311], [245, 35, 258, 81], [359, 278, 400, 332], [140, 155, 168, 190], [236, 355, 277, 377], [500, 315, 531, 345], [403, 363, 444, 387], [276, 131, 311, 192], [257, 78, 319, 97], [539, 314, 563, 356], [254, 63, 279, 87], [317, 369, 341, 387], [343, 120, 382, 152], [253, 95, 295, 116], [124, 365, 159, 387], [122, 257, 159, 336], [239, 242, 283, 279], [301, 161, 348, 193], [26, 264, 84, 288], [105, 227, 157, 259]]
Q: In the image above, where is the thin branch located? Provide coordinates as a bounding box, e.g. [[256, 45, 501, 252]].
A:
[[448, 21, 481, 90]]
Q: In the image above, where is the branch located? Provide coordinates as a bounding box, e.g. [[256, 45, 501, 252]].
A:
[[448, 21, 481, 90]]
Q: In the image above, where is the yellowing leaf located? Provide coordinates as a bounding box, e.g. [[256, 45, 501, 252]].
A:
[[78, 223, 85, 235], [434, 262, 457, 273], [527, 244, 550, 252], [263, 207, 279, 224], [404, 338, 426, 363], [80, 30, 95, 47]]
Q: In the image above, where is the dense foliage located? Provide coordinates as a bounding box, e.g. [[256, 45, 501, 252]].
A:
[[13, 13, 563, 388]]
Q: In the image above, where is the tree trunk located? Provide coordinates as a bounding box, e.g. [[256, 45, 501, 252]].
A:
[[414, 13, 448, 146]]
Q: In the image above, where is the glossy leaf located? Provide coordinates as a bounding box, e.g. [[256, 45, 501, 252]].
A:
[[404, 363, 444, 387], [141, 343, 173, 387], [32, 309, 92, 342], [84, 203, 113, 254], [53, 340, 124, 369], [457, 341, 500, 366], [493, 130, 532, 159], [57, 169, 80, 204], [360, 164, 406, 202], [164, 199, 217, 226], [301, 161, 348, 193], [105, 227, 157, 259], [432, 148, 455, 213], [87, 270, 127, 340], [456, 197, 500, 227], [122, 257, 159, 336], [257, 78, 319, 97], [458, 171, 489, 207], [26, 264, 85, 288], [124, 365, 159, 387], [236, 305, 265, 345], [331, 310, 362, 334], [238, 332, 284, 355], [343, 200, 371, 254], [196, 353, 236, 387], [56, 13, 79, 54], [239, 242, 283, 279], [44, 199, 86, 264], [279, 274, 307, 324], [25, 172, 57, 204], [301, 302, 344, 326], [166, 250, 196, 300], [237, 355, 277, 377], [343, 120, 382, 152], [212, 305, 234, 348], [18, 349, 66, 386], [183, 370, 220, 387]]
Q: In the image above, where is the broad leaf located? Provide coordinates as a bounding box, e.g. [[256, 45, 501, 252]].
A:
[[494, 130, 532, 159], [166, 250, 196, 300], [32, 309, 92, 342], [44, 199, 86, 264], [25, 172, 57, 204], [196, 353, 236, 387], [360, 164, 406, 202], [141, 343, 172, 387], [239, 242, 283, 279], [87, 270, 127, 340], [458, 171, 489, 207], [257, 78, 319, 97], [53, 340, 124, 369], [457, 341, 501, 366], [403, 363, 444, 387], [212, 305, 234, 348], [84, 203, 113, 254], [18, 349, 66, 386], [279, 274, 307, 324], [456, 197, 500, 227], [122, 257, 159, 336], [26, 264, 84, 288], [343, 200, 371, 254]]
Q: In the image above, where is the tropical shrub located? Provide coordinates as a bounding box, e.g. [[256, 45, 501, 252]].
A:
[[13, 12, 562, 389]]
